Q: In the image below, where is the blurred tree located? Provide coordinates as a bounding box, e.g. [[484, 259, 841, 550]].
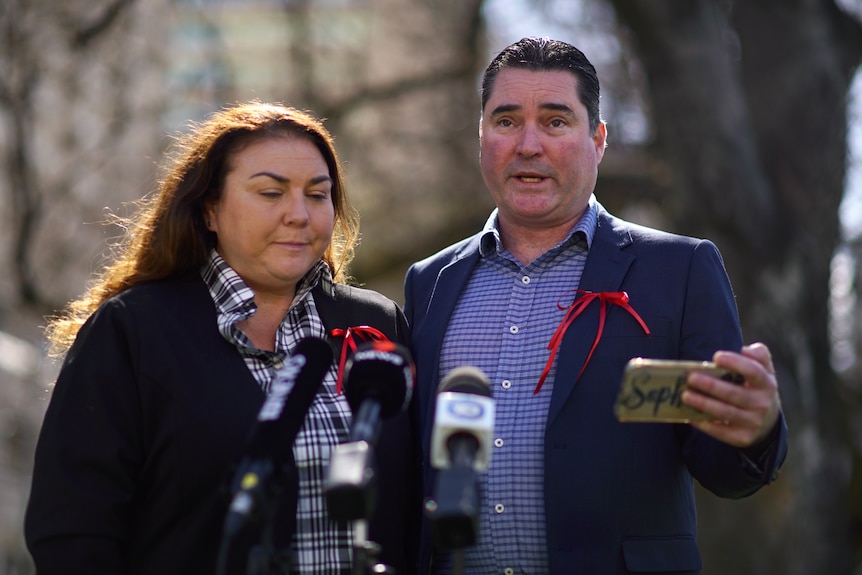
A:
[[0, 1, 169, 572], [0, 0, 169, 322], [600, 1, 862, 573], [280, 0, 494, 297]]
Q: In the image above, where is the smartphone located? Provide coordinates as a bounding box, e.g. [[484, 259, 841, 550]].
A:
[[613, 358, 744, 423]]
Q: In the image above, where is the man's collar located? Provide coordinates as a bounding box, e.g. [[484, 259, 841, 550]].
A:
[[478, 195, 598, 258]]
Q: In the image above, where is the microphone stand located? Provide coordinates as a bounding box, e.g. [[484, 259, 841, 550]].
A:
[[451, 550, 466, 575], [427, 439, 482, 575], [351, 519, 392, 575], [246, 515, 293, 575], [216, 498, 294, 575], [216, 464, 296, 575], [326, 397, 397, 575], [325, 437, 396, 574], [217, 337, 332, 575], [244, 459, 298, 575], [328, 339, 415, 575]]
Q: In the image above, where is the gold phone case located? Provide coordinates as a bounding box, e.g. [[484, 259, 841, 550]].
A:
[[613, 358, 743, 423]]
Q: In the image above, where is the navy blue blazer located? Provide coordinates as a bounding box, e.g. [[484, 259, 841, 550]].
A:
[[404, 204, 787, 574]]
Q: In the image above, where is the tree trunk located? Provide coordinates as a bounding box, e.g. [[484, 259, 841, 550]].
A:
[[606, 0, 862, 572]]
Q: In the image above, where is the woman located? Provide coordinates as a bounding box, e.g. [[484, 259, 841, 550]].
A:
[[25, 102, 419, 575]]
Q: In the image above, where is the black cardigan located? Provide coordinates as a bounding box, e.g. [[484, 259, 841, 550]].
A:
[[24, 275, 420, 575]]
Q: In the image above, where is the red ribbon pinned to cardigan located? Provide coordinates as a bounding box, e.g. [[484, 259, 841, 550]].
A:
[[535, 290, 650, 394], [330, 326, 390, 394]]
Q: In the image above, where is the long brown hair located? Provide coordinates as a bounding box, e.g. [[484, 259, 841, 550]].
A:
[[46, 101, 359, 355]]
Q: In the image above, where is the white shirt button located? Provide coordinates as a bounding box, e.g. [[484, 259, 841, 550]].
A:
[[494, 438, 504, 448], [521, 276, 531, 285], [504, 569, 515, 575], [501, 380, 512, 390], [509, 325, 519, 334], [494, 503, 505, 514]]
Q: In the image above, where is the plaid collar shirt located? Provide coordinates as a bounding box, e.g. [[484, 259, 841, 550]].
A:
[[201, 250, 355, 574]]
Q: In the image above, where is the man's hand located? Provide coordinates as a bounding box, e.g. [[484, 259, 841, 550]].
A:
[[682, 342, 782, 448]]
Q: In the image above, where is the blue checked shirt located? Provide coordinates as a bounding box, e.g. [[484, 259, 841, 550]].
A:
[[435, 198, 597, 575], [201, 250, 354, 574]]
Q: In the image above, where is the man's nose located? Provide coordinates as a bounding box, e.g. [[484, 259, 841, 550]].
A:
[[516, 123, 543, 157]]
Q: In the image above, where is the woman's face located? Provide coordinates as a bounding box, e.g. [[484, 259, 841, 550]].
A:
[[205, 136, 335, 299]]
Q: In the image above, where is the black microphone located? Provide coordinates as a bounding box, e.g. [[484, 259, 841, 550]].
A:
[[223, 336, 333, 538], [426, 366, 495, 550], [325, 340, 414, 521]]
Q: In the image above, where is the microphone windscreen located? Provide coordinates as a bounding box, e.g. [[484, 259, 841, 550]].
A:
[[245, 336, 333, 459], [343, 340, 414, 418], [430, 366, 494, 471], [224, 336, 333, 536], [438, 366, 492, 397]]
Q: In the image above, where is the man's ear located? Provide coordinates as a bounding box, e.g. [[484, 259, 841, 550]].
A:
[[478, 116, 484, 160], [594, 121, 608, 162]]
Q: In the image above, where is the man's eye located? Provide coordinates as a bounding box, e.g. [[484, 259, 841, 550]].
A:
[[498, 118, 514, 127]]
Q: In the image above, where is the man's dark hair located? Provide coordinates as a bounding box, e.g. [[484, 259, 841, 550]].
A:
[[481, 37, 603, 132]]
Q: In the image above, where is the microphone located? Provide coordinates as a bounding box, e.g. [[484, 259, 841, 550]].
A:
[[223, 336, 333, 538], [344, 340, 414, 443], [426, 366, 495, 550], [325, 340, 414, 521]]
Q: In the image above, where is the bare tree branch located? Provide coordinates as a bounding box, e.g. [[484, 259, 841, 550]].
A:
[[69, 0, 136, 49]]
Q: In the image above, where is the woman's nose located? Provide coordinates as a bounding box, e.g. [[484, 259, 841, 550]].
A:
[[282, 191, 310, 225]]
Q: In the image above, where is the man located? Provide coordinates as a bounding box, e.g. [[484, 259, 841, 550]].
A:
[[404, 37, 786, 575]]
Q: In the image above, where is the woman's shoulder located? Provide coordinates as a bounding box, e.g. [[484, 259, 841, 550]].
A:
[[95, 275, 211, 328], [315, 283, 408, 342], [328, 283, 398, 308], [110, 274, 207, 305]]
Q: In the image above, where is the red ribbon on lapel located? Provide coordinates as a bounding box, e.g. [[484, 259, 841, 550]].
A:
[[535, 290, 650, 394], [330, 326, 390, 394]]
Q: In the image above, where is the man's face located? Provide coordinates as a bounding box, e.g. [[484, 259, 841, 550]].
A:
[[479, 68, 607, 233]]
